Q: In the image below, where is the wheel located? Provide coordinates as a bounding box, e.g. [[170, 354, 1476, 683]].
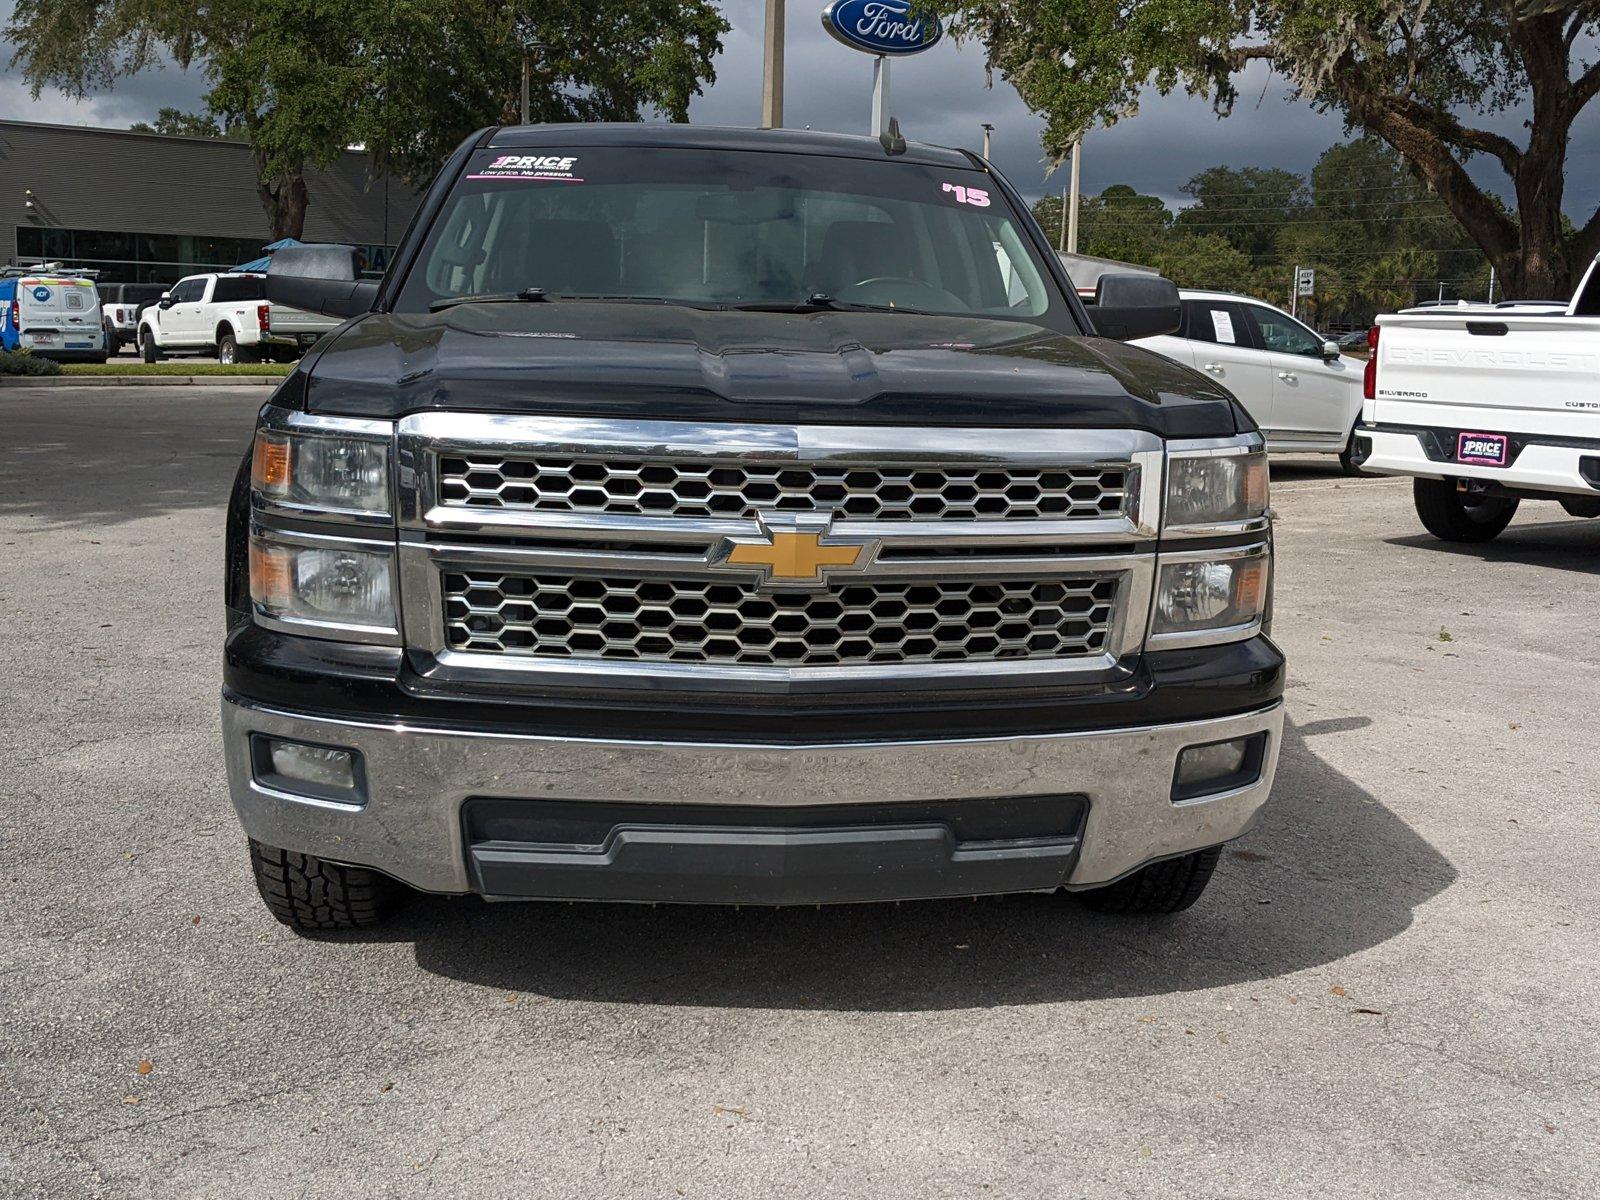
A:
[[1412, 478, 1519, 542], [248, 838, 402, 931], [139, 329, 160, 363], [1076, 846, 1222, 915], [1339, 425, 1373, 477], [217, 332, 258, 364]]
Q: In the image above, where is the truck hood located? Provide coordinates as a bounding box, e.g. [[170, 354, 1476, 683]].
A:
[[297, 303, 1241, 436]]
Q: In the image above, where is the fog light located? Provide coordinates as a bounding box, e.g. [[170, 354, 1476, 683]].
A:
[[252, 736, 364, 805], [1172, 733, 1266, 802]]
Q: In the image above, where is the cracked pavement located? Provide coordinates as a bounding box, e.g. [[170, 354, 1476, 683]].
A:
[[2, 387, 1597, 1197]]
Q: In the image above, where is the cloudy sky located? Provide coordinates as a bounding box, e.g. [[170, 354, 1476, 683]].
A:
[[2, 0, 1596, 217]]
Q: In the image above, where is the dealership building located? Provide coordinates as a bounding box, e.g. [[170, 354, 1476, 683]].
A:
[[0, 119, 422, 284]]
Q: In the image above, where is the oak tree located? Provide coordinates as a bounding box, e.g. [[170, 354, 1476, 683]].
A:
[[947, 0, 1600, 296], [7, 0, 727, 240]]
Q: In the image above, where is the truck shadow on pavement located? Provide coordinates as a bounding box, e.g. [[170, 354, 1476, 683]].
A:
[[0, 392, 260, 531], [1388, 519, 1600, 572], [369, 718, 1455, 1010]]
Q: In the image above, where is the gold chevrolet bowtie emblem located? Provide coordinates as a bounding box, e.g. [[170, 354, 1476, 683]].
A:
[[718, 516, 876, 591], [726, 531, 864, 581]]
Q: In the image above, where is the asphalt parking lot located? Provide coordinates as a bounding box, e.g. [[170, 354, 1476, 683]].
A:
[[3, 386, 1597, 1198]]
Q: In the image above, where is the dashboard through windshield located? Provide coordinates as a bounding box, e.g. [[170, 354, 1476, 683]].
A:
[[393, 146, 1069, 325]]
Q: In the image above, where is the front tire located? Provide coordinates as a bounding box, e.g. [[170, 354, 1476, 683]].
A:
[[1077, 846, 1222, 915], [1413, 478, 1519, 542], [139, 329, 160, 363], [248, 838, 402, 932]]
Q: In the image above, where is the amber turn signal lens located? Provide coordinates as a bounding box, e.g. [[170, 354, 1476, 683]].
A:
[[249, 540, 293, 606], [1232, 559, 1268, 611], [252, 430, 291, 493], [1242, 455, 1269, 514]]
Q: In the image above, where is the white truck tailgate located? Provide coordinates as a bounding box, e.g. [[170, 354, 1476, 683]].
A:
[[1372, 313, 1600, 438]]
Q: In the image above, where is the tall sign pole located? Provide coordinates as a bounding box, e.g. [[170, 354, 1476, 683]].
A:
[[870, 56, 890, 136], [1067, 140, 1082, 255], [821, 0, 944, 135], [761, 0, 786, 128]]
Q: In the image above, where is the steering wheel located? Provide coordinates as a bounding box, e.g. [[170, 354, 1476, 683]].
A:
[[841, 276, 968, 311]]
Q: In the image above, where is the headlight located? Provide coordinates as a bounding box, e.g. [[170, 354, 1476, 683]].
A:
[[1166, 449, 1268, 528], [249, 533, 398, 640], [253, 427, 391, 516], [1152, 548, 1269, 644]]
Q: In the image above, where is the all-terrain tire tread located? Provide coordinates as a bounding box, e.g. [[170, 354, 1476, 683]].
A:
[[1078, 846, 1223, 915], [248, 838, 397, 931]]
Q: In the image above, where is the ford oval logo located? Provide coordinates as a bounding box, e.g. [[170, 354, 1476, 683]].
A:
[[821, 0, 944, 56]]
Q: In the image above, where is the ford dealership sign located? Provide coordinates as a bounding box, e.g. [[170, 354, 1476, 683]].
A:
[[821, 0, 944, 56]]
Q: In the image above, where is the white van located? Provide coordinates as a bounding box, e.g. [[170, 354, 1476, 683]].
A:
[[1, 269, 108, 362]]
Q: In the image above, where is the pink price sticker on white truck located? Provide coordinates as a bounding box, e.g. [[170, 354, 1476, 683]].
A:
[[1456, 432, 1509, 466]]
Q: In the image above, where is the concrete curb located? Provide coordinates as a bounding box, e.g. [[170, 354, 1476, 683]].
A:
[[0, 374, 283, 387]]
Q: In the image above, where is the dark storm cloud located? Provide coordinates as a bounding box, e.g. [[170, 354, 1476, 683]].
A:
[[1, 0, 1593, 218], [687, 0, 1351, 202]]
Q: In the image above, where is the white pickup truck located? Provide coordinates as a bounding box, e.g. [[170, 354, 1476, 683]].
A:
[[138, 272, 276, 363], [1353, 254, 1600, 541]]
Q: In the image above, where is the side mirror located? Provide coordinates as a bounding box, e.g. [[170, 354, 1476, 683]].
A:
[[266, 244, 379, 319], [1089, 274, 1181, 340], [1321, 340, 1340, 361], [158, 294, 173, 309]]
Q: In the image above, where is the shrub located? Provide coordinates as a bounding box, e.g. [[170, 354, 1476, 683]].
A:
[[0, 348, 62, 376]]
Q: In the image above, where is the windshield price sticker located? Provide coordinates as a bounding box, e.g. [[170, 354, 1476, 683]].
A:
[[469, 155, 583, 183], [941, 182, 990, 207], [1210, 309, 1237, 344]]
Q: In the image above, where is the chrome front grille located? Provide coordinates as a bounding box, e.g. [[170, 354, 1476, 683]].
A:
[[398, 415, 1162, 691], [438, 454, 1131, 522], [442, 570, 1119, 667]]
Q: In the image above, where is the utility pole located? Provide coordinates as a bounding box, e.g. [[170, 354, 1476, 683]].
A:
[[1066, 140, 1081, 255], [761, 0, 785, 129], [521, 38, 546, 125], [1058, 186, 1067, 252], [980, 123, 994, 159], [1488, 266, 1497, 304]]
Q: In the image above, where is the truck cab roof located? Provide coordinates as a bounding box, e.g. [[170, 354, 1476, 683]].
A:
[[484, 122, 977, 170]]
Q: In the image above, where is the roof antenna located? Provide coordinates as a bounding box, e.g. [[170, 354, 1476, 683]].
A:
[[880, 116, 906, 157]]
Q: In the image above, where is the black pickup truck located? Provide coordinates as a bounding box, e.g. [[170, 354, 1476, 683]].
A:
[[223, 124, 1283, 930]]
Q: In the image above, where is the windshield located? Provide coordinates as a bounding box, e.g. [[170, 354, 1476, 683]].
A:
[[394, 146, 1066, 324]]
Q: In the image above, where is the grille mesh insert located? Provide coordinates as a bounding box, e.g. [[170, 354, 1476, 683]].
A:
[[438, 456, 1131, 522], [442, 571, 1119, 667]]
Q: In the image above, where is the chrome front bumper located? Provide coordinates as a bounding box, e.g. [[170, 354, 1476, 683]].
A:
[[222, 690, 1283, 900]]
